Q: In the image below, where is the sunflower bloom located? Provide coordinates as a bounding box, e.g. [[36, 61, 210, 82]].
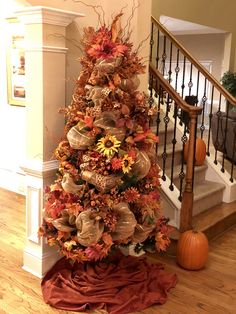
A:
[[96, 135, 121, 157], [122, 154, 134, 174]]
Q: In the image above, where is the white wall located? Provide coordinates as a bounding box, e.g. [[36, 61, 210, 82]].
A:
[[152, 0, 236, 71], [176, 33, 225, 81], [0, 0, 29, 194]]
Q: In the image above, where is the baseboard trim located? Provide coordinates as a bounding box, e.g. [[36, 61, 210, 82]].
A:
[[0, 168, 26, 195]]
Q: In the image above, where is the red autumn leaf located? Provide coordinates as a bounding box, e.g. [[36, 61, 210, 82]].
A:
[[84, 116, 94, 129], [134, 133, 146, 142]]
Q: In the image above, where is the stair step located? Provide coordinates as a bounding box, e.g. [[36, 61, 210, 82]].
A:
[[157, 143, 183, 169], [165, 163, 208, 189], [161, 201, 236, 257], [193, 180, 225, 215]]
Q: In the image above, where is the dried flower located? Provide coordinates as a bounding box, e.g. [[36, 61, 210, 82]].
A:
[[87, 40, 128, 59], [47, 237, 57, 246], [155, 232, 171, 252], [123, 187, 140, 203], [61, 247, 88, 262], [103, 212, 118, 231], [148, 190, 160, 201], [64, 240, 77, 251], [96, 135, 121, 157], [111, 157, 122, 170], [134, 126, 158, 143], [121, 154, 134, 173], [85, 244, 106, 261]]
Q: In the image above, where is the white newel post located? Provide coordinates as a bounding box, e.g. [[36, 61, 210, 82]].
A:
[[15, 6, 84, 278]]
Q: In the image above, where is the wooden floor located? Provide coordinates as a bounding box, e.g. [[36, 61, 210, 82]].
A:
[[0, 187, 236, 314]]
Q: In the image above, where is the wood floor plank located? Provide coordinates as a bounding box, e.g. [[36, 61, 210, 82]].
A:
[[0, 187, 236, 314]]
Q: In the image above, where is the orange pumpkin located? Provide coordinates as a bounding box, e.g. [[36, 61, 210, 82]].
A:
[[177, 230, 209, 270], [184, 138, 206, 166]]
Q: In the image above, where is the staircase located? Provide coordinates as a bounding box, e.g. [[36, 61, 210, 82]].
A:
[[149, 16, 236, 244], [158, 118, 231, 232], [155, 116, 236, 254]]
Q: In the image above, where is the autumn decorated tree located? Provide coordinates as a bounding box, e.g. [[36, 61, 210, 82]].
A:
[[39, 13, 172, 263]]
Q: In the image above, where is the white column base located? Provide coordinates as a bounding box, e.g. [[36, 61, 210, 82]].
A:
[[23, 246, 61, 278], [21, 159, 61, 278]]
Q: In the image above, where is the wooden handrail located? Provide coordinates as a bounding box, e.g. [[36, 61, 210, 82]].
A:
[[149, 63, 203, 116], [151, 16, 236, 107]]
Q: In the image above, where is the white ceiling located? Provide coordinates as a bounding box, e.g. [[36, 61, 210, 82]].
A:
[[160, 15, 227, 35]]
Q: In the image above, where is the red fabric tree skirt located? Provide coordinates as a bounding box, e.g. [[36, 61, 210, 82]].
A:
[[41, 253, 177, 314]]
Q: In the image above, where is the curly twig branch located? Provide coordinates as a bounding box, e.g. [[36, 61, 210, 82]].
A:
[[134, 32, 151, 55], [122, 0, 140, 41], [65, 0, 105, 26], [48, 33, 83, 52]]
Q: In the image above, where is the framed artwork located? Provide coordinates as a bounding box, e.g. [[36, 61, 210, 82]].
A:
[[6, 18, 26, 106]]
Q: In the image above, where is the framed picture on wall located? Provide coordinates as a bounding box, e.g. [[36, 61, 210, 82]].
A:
[[6, 18, 26, 106]]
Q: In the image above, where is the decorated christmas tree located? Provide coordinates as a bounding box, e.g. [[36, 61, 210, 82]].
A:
[[39, 13, 172, 264]]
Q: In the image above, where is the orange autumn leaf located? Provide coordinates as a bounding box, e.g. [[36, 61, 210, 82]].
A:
[[155, 232, 171, 252], [102, 232, 113, 247], [38, 227, 44, 237], [47, 237, 57, 246]]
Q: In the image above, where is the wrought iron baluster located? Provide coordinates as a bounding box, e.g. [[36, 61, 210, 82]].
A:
[[155, 84, 162, 155], [200, 77, 207, 139], [214, 93, 222, 165], [178, 123, 188, 201], [168, 41, 173, 84], [221, 100, 230, 173], [188, 63, 193, 96], [192, 117, 198, 188], [154, 76, 158, 98], [207, 85, 215, 156], [161, 92, 170, 181], [169, 102, 178, 191], [161, 35, 167, 76], [149, 22, 154, 63], [230, 132, 236, 182], [196, 70, 200, 102], [156, 29, 160, 69], [175, 49, 180, 92], [181, 56, 186, 98], [148, 73, 153, 97]]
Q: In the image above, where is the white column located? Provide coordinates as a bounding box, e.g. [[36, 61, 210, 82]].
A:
[[17, 6, 84, 278]]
